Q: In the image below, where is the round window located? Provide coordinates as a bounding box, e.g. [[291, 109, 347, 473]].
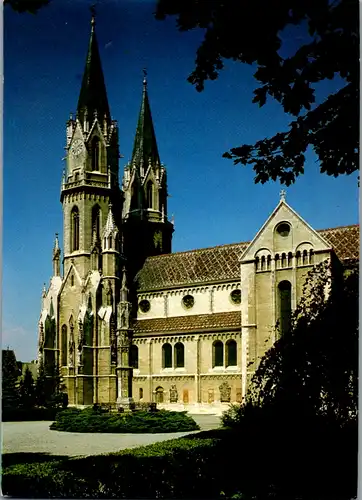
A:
[[182, 294, 195, 309], [230, 289, 241, 304], [276, 223, 291, 237], [139, 299, 150, 313]]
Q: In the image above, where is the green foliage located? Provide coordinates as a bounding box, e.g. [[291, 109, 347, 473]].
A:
[[34, 360, 68, 410], [2, 436, 223, 499], [18, 367, 36, 409], [156, 0, 358, 185], [2, 349, 21, 410], [3, 425, 356, 499], [34, 359, 48, 407], [4, 0, 50, 14], [2, 407, 60, 422], [50, 407, 200, 433]]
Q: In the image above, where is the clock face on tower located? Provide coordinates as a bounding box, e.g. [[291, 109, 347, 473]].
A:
[[70, 139, 85, 158]]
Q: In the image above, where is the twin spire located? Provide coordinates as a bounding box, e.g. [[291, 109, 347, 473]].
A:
[[77, 8, 111, 125], [131, 69, 160, 168], [77, 9, 160, 170]]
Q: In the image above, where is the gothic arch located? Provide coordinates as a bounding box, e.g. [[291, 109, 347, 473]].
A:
[[92, 204, 101, 242], [61, 325, 67, 366], [71, 206, 79, 252], [91, 136, 100, 171], [226, 339, 237, 367], [278, 280, 292, 336], [212, 340, 224, 367], [146, 180, 153, 209], [162, 343, 172, 368], [174, 342, 185, 368]]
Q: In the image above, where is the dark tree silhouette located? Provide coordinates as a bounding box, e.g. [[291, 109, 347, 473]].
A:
[[4, 0, 50, 14], [18, 367, 36, 409], [2, 349, 21, 409], [156, 0, 359, 185], [34, 359, 48, 407]]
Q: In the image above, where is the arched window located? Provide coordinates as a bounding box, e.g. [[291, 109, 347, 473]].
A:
[[296, 251, 301, 266], [302, 249, 308, 265], [174, 342, 185, 368], [275, 254, 280, 269], [281, 253, 286, 268], [261, 255, 266, 271], [71, 206, 79, 252], [146, 181, 153, 209], [278, 280, 292, 336], [130, 345, 139, 369], [61, 325, 67, 366], [139, 388, 143, 400], [310, 249, 314, 264], [267, 255, 272, 271], [92, 205, 101, 242], [226, 340, 237, 367], [155, 386, 164, 403], [91, 137, 100, 171], [70, 274, 74, 287], [288, 252, 293, 267], [83, 311, 93, 346], [44, 314, 56, 349], [255, 257, 260, 271], [213, 340, 224, 367], [162, 343, 172, 368]]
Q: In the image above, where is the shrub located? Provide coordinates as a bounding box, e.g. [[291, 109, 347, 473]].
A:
[[2, 425, 357, 499], [50, 408, 200, 433], [2, 436, 225, 499], [2, 407, 61, 422]]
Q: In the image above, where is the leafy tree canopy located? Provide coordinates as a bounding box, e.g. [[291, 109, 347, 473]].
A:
[[156, 0, 359, 185], [2, 349, 21, 409], [19, 367, 36, 409], [4, 0, 50, 14]]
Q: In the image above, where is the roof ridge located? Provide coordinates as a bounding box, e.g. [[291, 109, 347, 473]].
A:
[[146, 240, 249, 260], [316, 223, 359, 232], [145, 224, 359, 261]]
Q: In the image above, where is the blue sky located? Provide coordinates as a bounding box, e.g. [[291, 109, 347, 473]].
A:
[[3, 0, 358, 361]]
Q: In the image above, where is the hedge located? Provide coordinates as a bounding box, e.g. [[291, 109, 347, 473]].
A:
[[2, 417, 357, 499], [50, 407, 200, 433], [2, 435, 227, 499], [2, 407, 60, 422]]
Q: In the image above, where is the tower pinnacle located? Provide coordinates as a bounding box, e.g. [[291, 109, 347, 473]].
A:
[[131, 73, 160, 168], [77, 9, 110, 125]]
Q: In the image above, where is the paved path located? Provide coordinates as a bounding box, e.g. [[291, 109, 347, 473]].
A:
[[2, 415, 221, 458]]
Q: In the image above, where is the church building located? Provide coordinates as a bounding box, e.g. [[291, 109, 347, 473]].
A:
[[38, 13, 359, 413]]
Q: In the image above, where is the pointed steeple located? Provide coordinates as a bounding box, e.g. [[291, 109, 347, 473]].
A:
[[103, 203, 118, 238], [77, 8, 110, 126], [131, 70, 160, 168], [102, 203, 119, 252]]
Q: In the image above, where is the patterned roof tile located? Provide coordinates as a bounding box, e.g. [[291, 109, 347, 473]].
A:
[[134, 311, 241, 335], [135, 225, 359, 291]]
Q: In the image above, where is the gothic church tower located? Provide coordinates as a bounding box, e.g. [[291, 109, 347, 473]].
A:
[[122, 73, 174, 279], [38, 11, 174, 407]]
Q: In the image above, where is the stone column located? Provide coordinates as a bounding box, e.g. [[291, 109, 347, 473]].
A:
[[116, 329, 134, 410]]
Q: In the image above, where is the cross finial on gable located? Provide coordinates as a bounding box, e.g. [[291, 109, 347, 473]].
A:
[[280, 189, 286, 202]]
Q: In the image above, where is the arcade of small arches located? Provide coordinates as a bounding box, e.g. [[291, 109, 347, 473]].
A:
[[255, 248, 314, 272]]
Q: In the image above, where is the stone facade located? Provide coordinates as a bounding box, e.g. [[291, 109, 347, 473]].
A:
[[38, 14, 359, 414]]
